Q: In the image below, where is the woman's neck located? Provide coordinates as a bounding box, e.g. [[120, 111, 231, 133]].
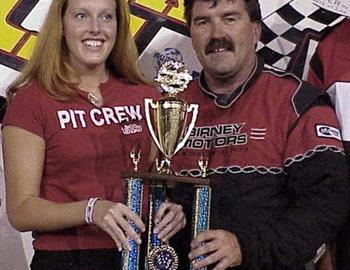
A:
[[78, 68, 109, 93]]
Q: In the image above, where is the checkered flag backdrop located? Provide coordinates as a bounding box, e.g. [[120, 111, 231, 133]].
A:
[[258, 0, 346, 77]]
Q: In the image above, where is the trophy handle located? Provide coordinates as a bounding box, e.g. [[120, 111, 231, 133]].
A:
[[173, 103, 199, 155], [144, 98, 163, 152]]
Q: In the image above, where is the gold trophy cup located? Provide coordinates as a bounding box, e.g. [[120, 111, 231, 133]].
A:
[[144, 60, 198, 174]]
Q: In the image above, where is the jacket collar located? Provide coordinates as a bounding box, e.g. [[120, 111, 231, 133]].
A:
[[198, 55, 264, 108]]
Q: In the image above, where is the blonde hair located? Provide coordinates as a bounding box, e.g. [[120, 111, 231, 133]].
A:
[[7, 0, 150, 102]]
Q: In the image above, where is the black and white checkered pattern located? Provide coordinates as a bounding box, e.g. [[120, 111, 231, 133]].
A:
[[258, 0, 346, 72]]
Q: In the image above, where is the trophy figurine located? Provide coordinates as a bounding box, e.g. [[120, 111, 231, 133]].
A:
[[123, 60, 212, 270]]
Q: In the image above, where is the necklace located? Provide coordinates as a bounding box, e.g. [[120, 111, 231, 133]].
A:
[[87, 90, 103, 107], [79, 84, 106, 108], [79, 71, 109, 108], [78, 86, 104, 107]]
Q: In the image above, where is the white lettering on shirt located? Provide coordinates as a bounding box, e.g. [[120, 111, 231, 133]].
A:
[[57, 110, 87, 129], [102, 107, 118, 125], [59, 105, 144, 129], [114, 107, 128, 123], [124, 105, 142, 121], [90, 108, 104, 126]]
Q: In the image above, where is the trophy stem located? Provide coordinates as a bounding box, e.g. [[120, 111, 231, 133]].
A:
[[191, 186, 212, 270], [122, 178, 143, 270]]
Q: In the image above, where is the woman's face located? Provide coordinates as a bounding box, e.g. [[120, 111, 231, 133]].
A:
[[63, 0, 117, 73]]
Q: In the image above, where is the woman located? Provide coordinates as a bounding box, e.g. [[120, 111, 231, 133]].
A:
[[2, 0, 185, 269]]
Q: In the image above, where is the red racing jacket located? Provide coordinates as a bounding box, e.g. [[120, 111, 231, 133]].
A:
[[170, 56, 350, 270]]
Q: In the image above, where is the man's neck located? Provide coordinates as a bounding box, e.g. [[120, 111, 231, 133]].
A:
[[204, 55, 257, 96]]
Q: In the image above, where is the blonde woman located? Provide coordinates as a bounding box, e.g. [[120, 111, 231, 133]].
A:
[[3, 0, 186, 269]]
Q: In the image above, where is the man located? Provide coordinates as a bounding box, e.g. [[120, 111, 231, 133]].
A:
[[307, 18, 350, 270], [170, 0, 350, 269]]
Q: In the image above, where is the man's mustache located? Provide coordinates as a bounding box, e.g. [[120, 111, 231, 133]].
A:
[[205, 38, 234, 54]]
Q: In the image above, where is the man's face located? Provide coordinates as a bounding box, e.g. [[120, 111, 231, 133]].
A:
[[190, 0, 261, 81]]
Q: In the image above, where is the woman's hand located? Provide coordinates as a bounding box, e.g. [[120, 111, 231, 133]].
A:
[[93, 200, 145, 251], [153, 202, 186, 242]]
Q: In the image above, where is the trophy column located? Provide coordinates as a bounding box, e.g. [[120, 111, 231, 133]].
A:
[[191, 186, 211, 270], [191, 159, 211, 270], [122, 152, 143, 270]]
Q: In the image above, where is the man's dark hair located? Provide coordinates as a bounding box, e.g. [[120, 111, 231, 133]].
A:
[[184, 0, 262, 25]]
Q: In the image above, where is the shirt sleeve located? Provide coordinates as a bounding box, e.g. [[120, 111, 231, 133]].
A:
[[307, 49, 325, 90], [2, 85, 46, 139]]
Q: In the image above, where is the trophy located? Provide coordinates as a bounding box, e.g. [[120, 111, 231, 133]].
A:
[[123, 60, 212, 270]]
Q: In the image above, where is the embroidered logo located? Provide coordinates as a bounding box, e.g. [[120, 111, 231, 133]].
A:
[[184, 123, 247, 149], [316, 124, 342, 141], [122, 124, 143, 135]]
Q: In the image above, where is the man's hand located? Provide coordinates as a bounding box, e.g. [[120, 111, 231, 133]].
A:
[[189, 229, 242, 270]]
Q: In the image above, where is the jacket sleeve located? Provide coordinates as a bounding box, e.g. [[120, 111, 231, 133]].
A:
[[234, 97, 350, 270], [307, 49, 325, 90]]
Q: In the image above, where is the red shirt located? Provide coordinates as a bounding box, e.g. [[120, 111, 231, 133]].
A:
[[3, 76, 159, 250]]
